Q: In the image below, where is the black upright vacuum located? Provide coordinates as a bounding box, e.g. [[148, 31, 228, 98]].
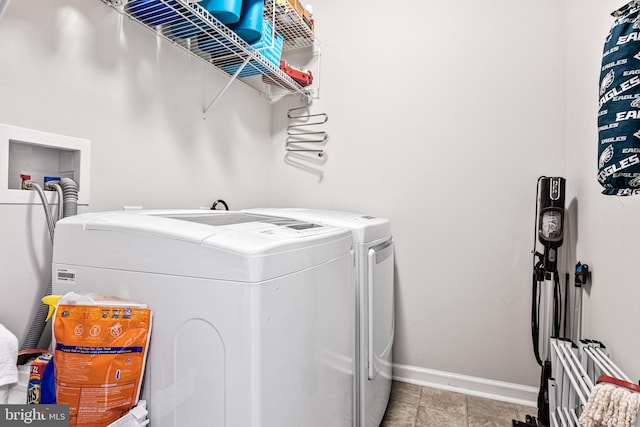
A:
[[514, 176, 566, 427]]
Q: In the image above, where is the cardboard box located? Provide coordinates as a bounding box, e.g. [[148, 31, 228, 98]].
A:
[[285, 0, 313, 31], [287, 0, 305, 18], [302, 7, 312, 22]]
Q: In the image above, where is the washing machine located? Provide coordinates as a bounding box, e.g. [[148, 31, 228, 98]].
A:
[[244, 209, 394, 427], [51, 210, 355, 427]]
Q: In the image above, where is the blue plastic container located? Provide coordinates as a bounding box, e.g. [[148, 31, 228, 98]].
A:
[[197, 32, 234, 55], [229, 0, 264, 44], [126, 0, 180, 26], [201, 0, 243, 24], [225, 22, 283, 77], [171, 12, 205, 39], [252, 22, 281, 64]]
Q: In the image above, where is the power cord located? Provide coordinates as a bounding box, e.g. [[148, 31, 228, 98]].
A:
[[210, 199, 229, 210]]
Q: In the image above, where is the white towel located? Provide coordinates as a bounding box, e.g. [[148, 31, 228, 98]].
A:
[[580, 382, 640, 427], [0, 323, 18, 388]]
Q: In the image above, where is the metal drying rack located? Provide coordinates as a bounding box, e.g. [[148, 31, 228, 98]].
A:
[[548, 338, 640, 427], [286, 105, 327, 156], [102, 0, 319, 115]]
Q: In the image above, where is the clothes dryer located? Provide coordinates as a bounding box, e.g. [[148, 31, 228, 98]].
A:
[[244, 208, 394, 427], [52, 210, 355, 427]]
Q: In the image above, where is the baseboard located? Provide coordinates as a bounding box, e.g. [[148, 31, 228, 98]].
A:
[[392, 363, 538, 408]]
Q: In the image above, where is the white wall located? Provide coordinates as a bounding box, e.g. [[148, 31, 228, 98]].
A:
[[268, 0, 568, 389], [4, 0, 636, 404], [565, 0, 640, 382], [0, 0, 272, 345]]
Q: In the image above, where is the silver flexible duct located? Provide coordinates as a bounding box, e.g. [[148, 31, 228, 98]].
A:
[[20, 178, 79, 350], [59, 177, 78, 217], [20, 280, 52, 351]]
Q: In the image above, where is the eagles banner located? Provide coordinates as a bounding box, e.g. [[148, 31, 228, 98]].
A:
[[598, 1, 640, 196]]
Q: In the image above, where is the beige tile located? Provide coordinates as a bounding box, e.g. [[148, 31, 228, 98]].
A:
[[389, 380, 422, 406], [467, 414, 516, 427], [466, 395, 520, 424], [415, 406, 466, 427], [513, 403, 537, 422], [419, 387, 466, 416], [380, 400, 418, 427]]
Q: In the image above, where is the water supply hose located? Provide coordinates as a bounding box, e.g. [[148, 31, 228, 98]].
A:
[[20, 178, 79, 350], [24, 181, 55, 244], [46, 181, 64, 221]]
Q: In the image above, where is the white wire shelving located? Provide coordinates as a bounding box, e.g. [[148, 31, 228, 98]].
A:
[[102, 0, 319, 113]]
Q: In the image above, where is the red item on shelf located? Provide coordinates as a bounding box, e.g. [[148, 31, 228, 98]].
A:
[[279, 60, 313, 87]]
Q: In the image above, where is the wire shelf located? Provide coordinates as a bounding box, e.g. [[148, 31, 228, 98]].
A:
[[266, 0, 315, 50], [104, 0, 318, 106]]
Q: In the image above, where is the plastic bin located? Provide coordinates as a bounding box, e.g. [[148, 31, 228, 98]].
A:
[[224, 22, 283, 77], [171, 12, 207, 39], [229, 0, 264, 44], [197, 32, 236, 56], [125, 0, 180, 26], [201, 0, 243, 24]]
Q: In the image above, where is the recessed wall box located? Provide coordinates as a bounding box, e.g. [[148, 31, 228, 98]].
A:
[[0, 123, 90, 205]]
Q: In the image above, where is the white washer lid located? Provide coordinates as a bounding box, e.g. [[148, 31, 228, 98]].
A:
[[53, 210, 352, 282], [243, 208, 391, 244]]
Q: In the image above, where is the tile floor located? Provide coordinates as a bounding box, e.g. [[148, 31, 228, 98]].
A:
[[380, 381, 537, 427]]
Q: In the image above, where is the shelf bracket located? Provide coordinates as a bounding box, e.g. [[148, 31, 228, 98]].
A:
[[203, 55, 253, 118]]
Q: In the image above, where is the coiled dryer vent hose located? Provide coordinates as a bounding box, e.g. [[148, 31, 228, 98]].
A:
[[59, 177, 78, 217]]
